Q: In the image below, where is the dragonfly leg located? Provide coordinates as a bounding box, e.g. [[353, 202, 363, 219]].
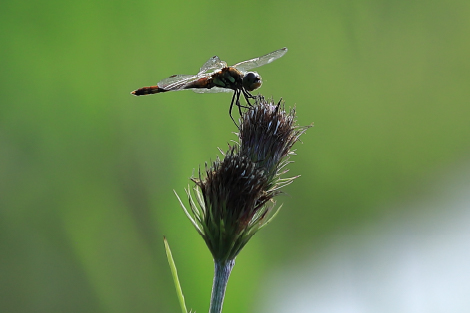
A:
[[242, 89, 255, 107], [234, 89, 247, 119], [229, 90, 238, 126], [237, 90, 243, 116], [229, 89, 253, 127]]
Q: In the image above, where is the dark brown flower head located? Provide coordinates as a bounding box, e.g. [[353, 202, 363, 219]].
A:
[[239, 96, 309, 185], [188, 147, 273, 262], [176, 96, 310, 263]]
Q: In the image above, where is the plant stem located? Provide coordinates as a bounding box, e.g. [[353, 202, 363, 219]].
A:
[[209, 259, 235, 313]]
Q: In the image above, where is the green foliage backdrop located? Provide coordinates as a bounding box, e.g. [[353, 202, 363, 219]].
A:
[[1, 1, 469, 312]]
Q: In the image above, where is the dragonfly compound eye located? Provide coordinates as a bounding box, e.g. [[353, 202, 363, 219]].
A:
[[243, 72, 262, 91]]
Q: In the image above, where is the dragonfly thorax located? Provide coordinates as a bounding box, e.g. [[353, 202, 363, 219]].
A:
[[242, 71, 262, 91], [209, 67, 244, 91]]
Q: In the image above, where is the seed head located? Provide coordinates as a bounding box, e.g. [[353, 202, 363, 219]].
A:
[[176, 96, 311, 263]]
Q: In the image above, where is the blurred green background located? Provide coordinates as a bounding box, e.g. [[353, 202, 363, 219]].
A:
[[1, 0, 469, 312]]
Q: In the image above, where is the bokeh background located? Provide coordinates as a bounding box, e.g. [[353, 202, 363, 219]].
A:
[[1, 0, 470, 312]]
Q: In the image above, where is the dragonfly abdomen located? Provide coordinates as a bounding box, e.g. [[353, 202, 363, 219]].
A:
[[131, 86, 167, 96]]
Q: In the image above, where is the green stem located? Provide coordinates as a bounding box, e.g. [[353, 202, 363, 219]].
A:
[[209, 259, 235, 313]]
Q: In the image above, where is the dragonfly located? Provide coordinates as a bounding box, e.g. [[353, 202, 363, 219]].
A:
[[131, 47, 288, 124]]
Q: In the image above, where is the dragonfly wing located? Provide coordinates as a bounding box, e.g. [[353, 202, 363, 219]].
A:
[[192, 87, 232, 94], [233, 47, 288, 72], [198, 56, 227, 74], [157, 74, 198, 91]]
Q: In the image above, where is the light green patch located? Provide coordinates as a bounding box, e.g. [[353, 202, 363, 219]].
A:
[[213, 77, 225, 87]]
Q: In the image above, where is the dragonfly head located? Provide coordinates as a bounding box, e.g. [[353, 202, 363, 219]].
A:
[[242, 72, 262, 91]]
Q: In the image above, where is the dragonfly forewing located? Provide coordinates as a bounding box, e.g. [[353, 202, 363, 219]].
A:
[[198, 56, 227, 74], [233, 47, 288, 72]]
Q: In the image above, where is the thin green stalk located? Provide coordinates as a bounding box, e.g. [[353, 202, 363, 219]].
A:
[[164, 237, 188, 313], [209, 259, 235, 313]]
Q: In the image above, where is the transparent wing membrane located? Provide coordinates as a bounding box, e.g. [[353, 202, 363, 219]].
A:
[[157, 74, 198, 90], [198, 56, 227, 74], [233, 47, 288, 72], [192, 87, 232, 94]]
